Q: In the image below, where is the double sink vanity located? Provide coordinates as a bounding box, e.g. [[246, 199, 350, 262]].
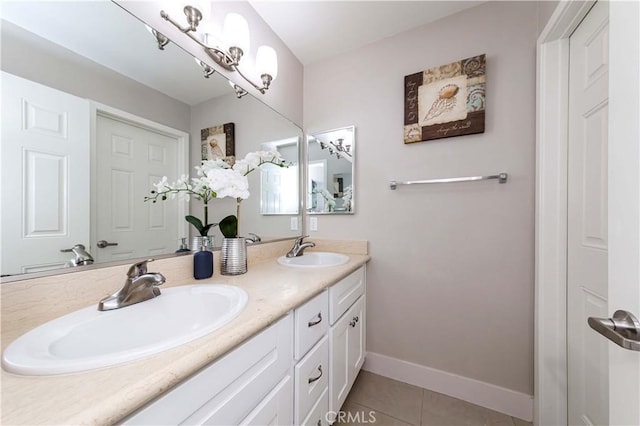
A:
[[0, 238, 369, 425]]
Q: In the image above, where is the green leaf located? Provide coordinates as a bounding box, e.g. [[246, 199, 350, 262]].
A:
[[219, 215, 238, 238], [185, 215, 205, 235], [201, 222, 219, 236]]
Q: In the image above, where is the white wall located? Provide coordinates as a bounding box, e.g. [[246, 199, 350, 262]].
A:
[[0, 22, 190, 132], [190, 92, 302, 242], [304, 1, 540, 395]]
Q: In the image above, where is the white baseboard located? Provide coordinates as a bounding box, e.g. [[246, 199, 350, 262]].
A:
[[363, 352, 533, 422]]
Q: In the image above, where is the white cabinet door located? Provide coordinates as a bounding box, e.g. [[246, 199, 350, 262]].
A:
[[329, 296, 365, 415], [347, 297, 365, 377]]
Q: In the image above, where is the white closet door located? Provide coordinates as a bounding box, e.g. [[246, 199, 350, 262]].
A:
[[95, 114, 181, 263]]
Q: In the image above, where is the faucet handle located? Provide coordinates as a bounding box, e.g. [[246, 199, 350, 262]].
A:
[[127, 259, 154, 278], [296, 235, 309, 244]]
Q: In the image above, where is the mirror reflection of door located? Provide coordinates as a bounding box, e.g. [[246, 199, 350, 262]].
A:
[[307, 126, 355, 214], [260, 138, 299, 215], [95, 113, 187, 263], [1, 72, 90, 276], [308, 160, 328, 212]]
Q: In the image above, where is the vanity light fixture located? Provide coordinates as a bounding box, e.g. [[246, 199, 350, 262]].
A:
[[229, 80, 249, 99], [160, 5, 278, 94], [195, 58, 215, 78], [319, 138, 352, 160], [145, 25, 170, 50]]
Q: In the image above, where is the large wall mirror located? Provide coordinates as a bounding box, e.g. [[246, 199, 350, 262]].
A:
[[307, 126, 355, 214], [0, 2, 301, 280]]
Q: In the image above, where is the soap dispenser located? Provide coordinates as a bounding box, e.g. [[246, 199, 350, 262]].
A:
[[193, 244, 213, 279], [175, 237, 190, 253]]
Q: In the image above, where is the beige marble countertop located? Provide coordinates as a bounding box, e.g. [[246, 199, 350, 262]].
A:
[[0, 239, 369, 425]]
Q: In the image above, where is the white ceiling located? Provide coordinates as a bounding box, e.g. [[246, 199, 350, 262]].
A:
[[249, 1, 485, 65], [1, 1, 484, 107]]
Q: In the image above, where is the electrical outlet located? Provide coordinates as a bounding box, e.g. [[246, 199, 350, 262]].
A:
[[310, 217, 318, 231], [290, 217, 298, 231]]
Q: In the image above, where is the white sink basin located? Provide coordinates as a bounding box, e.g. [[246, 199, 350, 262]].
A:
[[277, 252, 349, 268], [2, 284, 248, 376]]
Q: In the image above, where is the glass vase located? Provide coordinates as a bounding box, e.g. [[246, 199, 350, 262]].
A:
[[221, 237, 247, 275]]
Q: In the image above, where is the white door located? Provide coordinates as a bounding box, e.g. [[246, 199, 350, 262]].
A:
[[261, 164, 299, 214], [1, 72, 90, 276], [606, 1, 640, 425], [95, 114, 183, 262], [567, 2, 610, 424]]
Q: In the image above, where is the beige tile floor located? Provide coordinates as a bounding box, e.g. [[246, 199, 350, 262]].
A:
[[337, 371, 533, 426]]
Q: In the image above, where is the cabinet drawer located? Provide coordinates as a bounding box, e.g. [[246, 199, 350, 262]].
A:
[[295, 335, 329, 424], [329, 267, 365, 324], [239, 375, 292, 426], [295, 290, 329, 360], [122, 314, 293, 425], [301, 387, 329, 426]]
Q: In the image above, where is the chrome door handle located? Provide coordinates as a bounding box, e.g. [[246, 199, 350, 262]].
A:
[[308, 312, 322, 327], [97, 240, 118, 248], [588, 310, 640, 351]]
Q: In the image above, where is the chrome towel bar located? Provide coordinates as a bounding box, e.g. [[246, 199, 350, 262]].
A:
[[389, 172, 508, 190]]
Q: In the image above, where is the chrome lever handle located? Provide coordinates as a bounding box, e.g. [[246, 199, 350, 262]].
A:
[[588, 310, 640, 351], [97, 240, 118, 248]]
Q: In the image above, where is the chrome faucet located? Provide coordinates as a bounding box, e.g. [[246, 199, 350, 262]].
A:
[[98, 259, 166, 311], [246, 233, 262, 244], [286, 235, 316, 258], [60, 244, 94, 266]]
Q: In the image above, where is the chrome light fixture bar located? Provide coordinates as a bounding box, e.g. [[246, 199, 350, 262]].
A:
[[195, 58, 215, 78], [145, 25, 169, 50], [159, 5, 277, 94], [319, 138, 352, 160], [229, 81, 249, 99]]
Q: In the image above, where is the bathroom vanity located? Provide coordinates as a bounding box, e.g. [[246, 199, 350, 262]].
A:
[[0, 239, 369, 425]]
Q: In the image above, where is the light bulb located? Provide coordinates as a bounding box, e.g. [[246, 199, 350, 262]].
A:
[[223, 13, 250, 54], [256, 46, 278, 80]]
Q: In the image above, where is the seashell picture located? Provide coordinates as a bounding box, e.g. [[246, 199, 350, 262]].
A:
[[404, 54, 485, 143], [201, 122, 235, 165]]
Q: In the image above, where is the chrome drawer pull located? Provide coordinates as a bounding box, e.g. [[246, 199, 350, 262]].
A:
[[349, 316, 359, 327], [308, 312, 322, 327], [308, 365, 323, 384]]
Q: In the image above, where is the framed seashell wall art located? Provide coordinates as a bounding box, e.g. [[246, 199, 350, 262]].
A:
[[201, 122, 235, 164], [404, 54, 485, 143]]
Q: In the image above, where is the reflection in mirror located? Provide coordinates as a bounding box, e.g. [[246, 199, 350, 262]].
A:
[[260, 138, 299, 215], [0, 2, 301, 280], [307, 126, 355, 214]]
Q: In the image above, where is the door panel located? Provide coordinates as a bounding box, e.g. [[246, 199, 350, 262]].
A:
[[607, 1, 640, 424], [95, 115, 181, 262], [1, 72, 90, 276], [567, 2, 609, 424]]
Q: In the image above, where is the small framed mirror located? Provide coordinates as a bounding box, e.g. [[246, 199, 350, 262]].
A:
[[307, 126, 355, 214]]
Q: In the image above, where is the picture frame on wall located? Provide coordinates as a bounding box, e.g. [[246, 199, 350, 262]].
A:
[[201, 122, 235, 164], [404, 54, 486, 143]]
